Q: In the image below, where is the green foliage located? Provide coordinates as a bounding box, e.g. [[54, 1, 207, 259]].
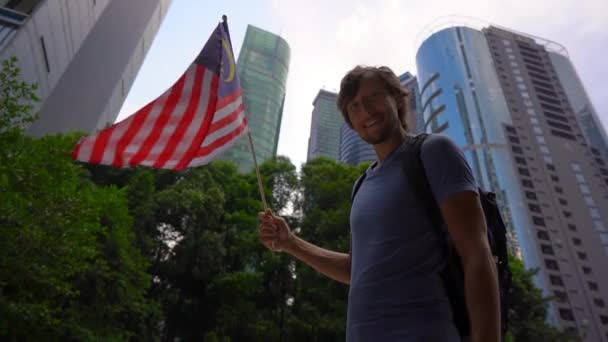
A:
[[0, 57, 39, 135]]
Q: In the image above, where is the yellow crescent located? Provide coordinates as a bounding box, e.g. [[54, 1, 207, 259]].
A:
[[222, 39, 236, 83]]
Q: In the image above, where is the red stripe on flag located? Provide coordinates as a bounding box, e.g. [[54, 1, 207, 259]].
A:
[[216, 89, 242, 110], [195, 118, 248, 158], [71, 139, 83, 160], [111, 100, 157, 167], [153, 65, 205, 168], [128, 73, 188, 166], [89, 126, 115, 164], [173, 75, 220, 170], [207, 103, 244, 135]]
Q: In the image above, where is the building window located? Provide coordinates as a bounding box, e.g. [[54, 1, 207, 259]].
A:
[[554, 290, 568, 303], [572, 238, 582, 246], [550, 275, 564, 286], [515, 156, 528, 165], [541, 244, 555, 255], [545, 259, 559, 270], [537, 230, 550, 240], [510, 136, 521, 144], [519, 168, 531, 176], [533, 216, 546, 226], [589, 281, 599, 291], [551, 175, 560, 182], [582, 266, 592, 274], [568, 224, 577, 232], [543, 156, 553, 164], [512, 146, 524, 154], [521, 180, 534, 189], [555, 186, 563, 194], [529, 203, 542, 213], [547, 164, 556, 171], [540, 146, 550, 154], [577, 252, 587, 260], [535, 133, 544, 142], [601, 315, 608, 325], [526, 191, 537, 200], [563, 211, 572, 218], [595, 299, 605, 308], [558, 198, 568, 206], [559, 309, 575, 321], [600, 232, 608, 244]]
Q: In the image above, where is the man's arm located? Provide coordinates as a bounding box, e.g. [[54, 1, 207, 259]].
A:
[[259, 210, 351, 284], [283, 234, 351, 285], [440, 191, 500, 342]]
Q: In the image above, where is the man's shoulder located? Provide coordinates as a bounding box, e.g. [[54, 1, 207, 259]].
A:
[[420, 134, 458, 157]]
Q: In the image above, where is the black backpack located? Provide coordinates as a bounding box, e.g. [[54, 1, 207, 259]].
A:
[[351, 133, 512, 338]]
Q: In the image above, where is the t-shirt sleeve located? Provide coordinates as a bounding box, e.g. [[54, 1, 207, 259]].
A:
[[420, 134, 478, 206]]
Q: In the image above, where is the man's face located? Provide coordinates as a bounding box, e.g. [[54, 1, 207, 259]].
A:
[[346, 76, 400, 145]]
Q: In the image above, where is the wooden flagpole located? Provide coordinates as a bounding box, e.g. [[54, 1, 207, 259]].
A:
[[247, 131, 268, 210], [221, 15, 268, 210]]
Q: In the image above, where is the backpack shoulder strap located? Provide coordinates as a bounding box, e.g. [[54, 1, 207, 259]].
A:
[[403, 133, 443, 227], [351, 172, 367, 202]]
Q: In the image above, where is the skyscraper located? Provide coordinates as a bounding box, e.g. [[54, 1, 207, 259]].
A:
[[339, 122, 375, 166], [549, 53, 608, 160], [307, 89, 342, 161], [0, 0, 172, 136], [417, 22, 608, 340], [399, 71, 422, 134], [221, 25, 290, 172]]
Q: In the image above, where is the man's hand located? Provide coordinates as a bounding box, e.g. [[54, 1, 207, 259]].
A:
[[258, 209, 294, 252]]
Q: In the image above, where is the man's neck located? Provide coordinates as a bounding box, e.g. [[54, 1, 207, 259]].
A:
[[373, 128, 408, 162]]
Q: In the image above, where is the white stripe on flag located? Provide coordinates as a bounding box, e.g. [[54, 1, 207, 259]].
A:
[[202, 105, 245, 147], [140, 65, 199, 166], [100, 116, 133, 165], [162, 69, 215, 169], [211, 96, 243, 124], [76, 136, 96, 162], [122, 81, 173, 165], [188, 121, 248, 167]]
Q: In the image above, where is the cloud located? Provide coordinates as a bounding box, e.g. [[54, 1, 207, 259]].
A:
[[269, 0, 608, 168]]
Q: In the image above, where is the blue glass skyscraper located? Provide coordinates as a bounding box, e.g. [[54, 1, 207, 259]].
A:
[[417, 23, 608, 340]]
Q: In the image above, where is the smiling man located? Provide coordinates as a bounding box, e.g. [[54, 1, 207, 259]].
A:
[[258, 66, 500, 342]]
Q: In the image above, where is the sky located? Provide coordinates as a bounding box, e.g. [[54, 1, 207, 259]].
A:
[[118, 0, 608, 169]]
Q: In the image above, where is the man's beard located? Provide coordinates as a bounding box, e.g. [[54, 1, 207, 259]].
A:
[[361, 124, 394, 145]]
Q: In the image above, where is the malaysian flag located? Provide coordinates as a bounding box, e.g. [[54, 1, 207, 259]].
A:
[[72, 19, 246, 170]]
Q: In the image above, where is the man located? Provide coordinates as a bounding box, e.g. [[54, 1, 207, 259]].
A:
[[258, 66, 500, 341]]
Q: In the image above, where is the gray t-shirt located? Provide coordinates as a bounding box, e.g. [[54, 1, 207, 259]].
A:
[[347, 134, 478, 342]]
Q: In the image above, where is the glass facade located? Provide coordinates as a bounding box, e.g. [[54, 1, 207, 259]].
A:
[[307, 90, 342, 161], [399, 72, 422, 134], [416, 26, 539, 300], [549, 52, 608, 160], [221, 25, 290, 172], [339, 122, 376, 166]]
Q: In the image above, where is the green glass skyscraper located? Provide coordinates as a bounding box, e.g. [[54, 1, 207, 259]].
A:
[[222, 25, 290, 172]]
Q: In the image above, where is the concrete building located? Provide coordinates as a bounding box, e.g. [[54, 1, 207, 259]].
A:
[[416, 21, 608, 340], [0, 0, 172, 136], [220, 25, 290, 173], [307, 89, 342, 161]]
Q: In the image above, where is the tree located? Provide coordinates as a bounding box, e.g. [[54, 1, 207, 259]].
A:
[[0, 58, 157, 341], [507, 256, 578, 341]]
